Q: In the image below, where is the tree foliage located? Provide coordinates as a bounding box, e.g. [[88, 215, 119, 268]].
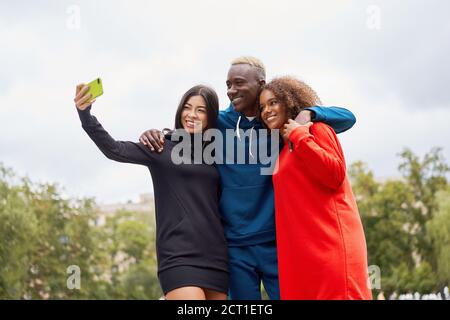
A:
[[0, 163, 161, 299], [349, 147, 449, 297]]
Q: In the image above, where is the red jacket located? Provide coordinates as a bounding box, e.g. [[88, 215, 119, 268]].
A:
[[273, 122, 372, 300]]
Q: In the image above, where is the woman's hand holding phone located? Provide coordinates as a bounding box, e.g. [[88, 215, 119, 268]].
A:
[[74, 83, 95, 110], [74, 78, 103, 110]]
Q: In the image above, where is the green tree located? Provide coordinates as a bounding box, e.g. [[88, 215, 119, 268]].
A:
[[0, 163, 162, 299], [350, 148, 449, 297], [98, 210, 161, 299], [426, 190, 450, 289], [350, 163, 415, 296], [0, 166, 38, 298], [398, 147, 449, 269]]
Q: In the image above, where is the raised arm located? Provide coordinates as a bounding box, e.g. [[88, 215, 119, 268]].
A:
[[301, 106, 356, 134], [74, 84, 153, 166]]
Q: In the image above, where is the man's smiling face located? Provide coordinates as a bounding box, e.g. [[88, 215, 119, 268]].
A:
[[226, 64, 265, 116]]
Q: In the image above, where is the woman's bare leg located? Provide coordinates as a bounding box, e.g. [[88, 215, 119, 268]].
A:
[[204, 288, 227, 300], [165, 286, 206, 300]]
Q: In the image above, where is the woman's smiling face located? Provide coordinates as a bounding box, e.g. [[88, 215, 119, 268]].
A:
[[181, 95, 208, 133], [259, 89, 288, 130]]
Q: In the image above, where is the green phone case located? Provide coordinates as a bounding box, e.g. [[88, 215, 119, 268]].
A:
[[87, 78, 103, 100]]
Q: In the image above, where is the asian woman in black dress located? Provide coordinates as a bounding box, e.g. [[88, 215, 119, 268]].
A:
[[74, 83, 228, 300]]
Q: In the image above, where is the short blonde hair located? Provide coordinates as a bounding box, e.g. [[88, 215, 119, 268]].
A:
[[231, 56, 266, 79]]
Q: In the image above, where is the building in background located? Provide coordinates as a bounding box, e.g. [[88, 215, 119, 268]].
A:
[[95, 193, 155, 226]]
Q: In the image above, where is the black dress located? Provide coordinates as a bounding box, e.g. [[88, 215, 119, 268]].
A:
[[77, 107, 229, 294]]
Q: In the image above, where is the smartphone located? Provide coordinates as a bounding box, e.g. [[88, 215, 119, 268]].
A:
[[87, 78, 103, 100]]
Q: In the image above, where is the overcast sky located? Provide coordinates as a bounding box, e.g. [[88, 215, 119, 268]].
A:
[[1, 0, 449, 204]]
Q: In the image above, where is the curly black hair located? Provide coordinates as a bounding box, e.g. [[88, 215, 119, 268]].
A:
[[258, 76, 321, 121]]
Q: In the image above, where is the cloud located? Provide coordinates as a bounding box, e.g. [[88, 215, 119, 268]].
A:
[[307, 0, 450, 109], [1, 0, 449, 203]]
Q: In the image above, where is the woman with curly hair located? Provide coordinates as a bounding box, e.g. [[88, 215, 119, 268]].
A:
[[258, 76, 372, 300]]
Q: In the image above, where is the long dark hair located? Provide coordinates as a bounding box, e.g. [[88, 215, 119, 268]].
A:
[[173, 85, 219, 131]]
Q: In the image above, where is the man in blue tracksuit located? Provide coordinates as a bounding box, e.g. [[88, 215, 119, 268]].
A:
[[140, 56, 356, 299]]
